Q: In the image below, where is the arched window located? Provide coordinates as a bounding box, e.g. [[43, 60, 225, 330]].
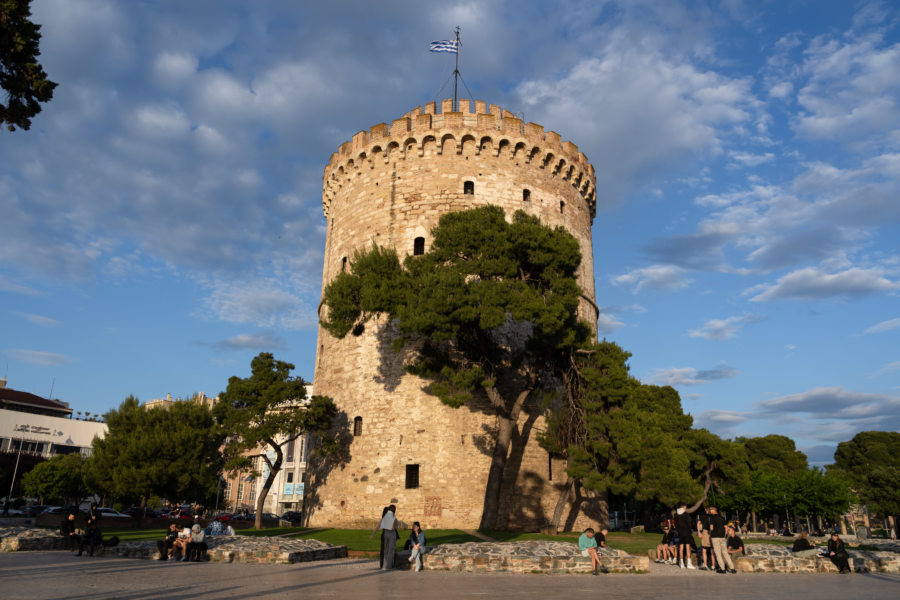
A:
[[413, 237, 425, 256], [353, 416, 363, 436], [341, 256, 347, 272], [559, 200, 565, 214], [463, 180, 474, 195], [523, 189, 531, 203]]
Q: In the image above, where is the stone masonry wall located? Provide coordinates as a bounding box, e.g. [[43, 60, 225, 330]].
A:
[[308, 99, 600, 531]]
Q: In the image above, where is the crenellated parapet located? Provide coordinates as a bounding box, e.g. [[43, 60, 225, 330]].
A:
[[322, 99, 597, 222]]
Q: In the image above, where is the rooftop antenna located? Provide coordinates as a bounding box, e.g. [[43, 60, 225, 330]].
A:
[[49, 377, 55, 399]]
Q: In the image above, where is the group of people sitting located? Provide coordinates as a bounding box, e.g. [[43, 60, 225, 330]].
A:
[[578, 527, 609, 575], [59, 503, 117, 557], [156, 516, 217, 561]]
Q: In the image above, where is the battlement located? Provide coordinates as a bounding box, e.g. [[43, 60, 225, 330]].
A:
[[322, 99, 596, 220]]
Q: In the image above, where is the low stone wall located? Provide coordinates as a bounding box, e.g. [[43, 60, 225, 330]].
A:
[[1, 526, 67, 551], [1, 526, 347, 564], [423, 541, 649, 574], [736, 543, 900, 574]]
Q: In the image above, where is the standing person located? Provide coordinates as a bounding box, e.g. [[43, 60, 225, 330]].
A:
[[60, 508, 80, 552], [578, 527, 603, 575], [370, 506, 390, 569], [407, 522, 427, 572], [708, 507, 735, 574], [380, 505, 398, 570], [697, 507, 714, 571], [827, 532, 852, 573], [674, 504, 696, 569], [86, 503, 101, 527]]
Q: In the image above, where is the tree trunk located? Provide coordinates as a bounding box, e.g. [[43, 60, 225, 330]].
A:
[[479, 385, 533, 530], [548, 473, 574, 533], [817, 514, 823, 533], [687, 465, 714, 513], [255, 440, 283, 530], [751, 510, 757, 533], [839, 514, 847, 535]]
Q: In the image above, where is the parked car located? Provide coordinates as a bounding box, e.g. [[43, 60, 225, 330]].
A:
[[260, 513, 280, 521], [96, 507, 131, 518], [23, 505, 50, 517], [280, 511, 303, 524], [213, 513, 232, 522]]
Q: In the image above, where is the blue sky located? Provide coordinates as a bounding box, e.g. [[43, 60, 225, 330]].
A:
[[1, 0, 897, 463]]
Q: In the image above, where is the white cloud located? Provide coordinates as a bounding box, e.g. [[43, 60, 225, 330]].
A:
[[596, 313, 624, 334], [7, 349, 73, 366], [729, 151, 775, 166], [611, 265, 693, 293], [11, 312, 61, 327], [648, 364, 739, 386], [0, 275, 41, 295], [794, 32, 900, 144], [768, 81, 793, 99], [862, 317, 900, 335], [213, 331, 288, 351], [688, 314, 761, 340], [203, 279, 317, 330], [758, 386, 900, 436], [515, 24, 760, 204], [749, 265, 899, 302], [152, 51, 198, 86]]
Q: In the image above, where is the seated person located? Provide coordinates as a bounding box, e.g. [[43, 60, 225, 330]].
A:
[[60, 508, 81, 552], [596, 528, 608, 549], [726, 526, 744, 557], [791, 531, 815, 555], [78, 520, 102, 557], [186, 523, 207, 561], [578, 527, 603, 575], [156, 523, 179, 560], [172, 525, 191, 559], [655, 526, 675, 563], [407, 521, 427, 572], [827, 532, 852, 573]]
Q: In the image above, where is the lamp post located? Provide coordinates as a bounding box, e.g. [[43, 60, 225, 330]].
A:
[[6, 435, 25, 504]]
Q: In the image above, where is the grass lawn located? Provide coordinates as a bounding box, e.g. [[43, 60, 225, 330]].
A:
[[237, 526, 308, 537], [101, 528, 167, 542], [289, 528, 483, 553]]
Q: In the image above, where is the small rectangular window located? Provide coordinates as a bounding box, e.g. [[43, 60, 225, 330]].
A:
[[286, 439, 295, 463], [287, 472, 294, 483], [464, 181, 474, 195], [523, 189, 531, 203], [559, 200, 565, 214], [405, 464, 420, 489], [413, 237, 425, 255]]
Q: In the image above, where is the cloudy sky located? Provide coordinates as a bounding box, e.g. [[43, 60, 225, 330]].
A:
[[2, 0, 898, 463]]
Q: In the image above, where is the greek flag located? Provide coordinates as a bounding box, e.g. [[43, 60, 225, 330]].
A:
[[430, 40, 459, 53]]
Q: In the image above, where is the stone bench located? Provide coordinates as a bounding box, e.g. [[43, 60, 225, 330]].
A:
[[737, 543, 900, 574]]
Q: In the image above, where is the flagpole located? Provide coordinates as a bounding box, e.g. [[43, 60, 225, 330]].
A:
[[453, 26, 460, 112]]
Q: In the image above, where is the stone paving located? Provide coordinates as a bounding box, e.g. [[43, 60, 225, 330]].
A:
[[4, 552, 900, 600]]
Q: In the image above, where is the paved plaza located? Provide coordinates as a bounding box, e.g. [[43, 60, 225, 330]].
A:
[[2, 551, 899, 600]]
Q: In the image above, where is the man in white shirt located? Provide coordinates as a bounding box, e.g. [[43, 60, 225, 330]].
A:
[[380, 505, 398, 570]]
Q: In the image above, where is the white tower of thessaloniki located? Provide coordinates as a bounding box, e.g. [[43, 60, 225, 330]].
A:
[[306, 98, 599, 530]]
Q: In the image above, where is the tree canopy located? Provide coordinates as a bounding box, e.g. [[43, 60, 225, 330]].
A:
[[20, 453, 88, 505], [214, 352, 337, 530], [0, 0, 57, 131], [321, 205, 592, 528], [89, 396, 224, 509], [832, 430, 900, 519]]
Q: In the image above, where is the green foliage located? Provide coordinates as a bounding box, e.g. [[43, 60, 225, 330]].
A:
[[739, 434, 808, 477], [89, 395, 225, 506], [321, 206, 591, 410], [831, 431, 900, 517], [20, 453, 87, 504], [0, 0, 57, 131], [214, 352, 338, 528]]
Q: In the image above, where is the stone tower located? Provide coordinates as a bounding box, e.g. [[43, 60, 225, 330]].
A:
[[307, 99, 599, 530]]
